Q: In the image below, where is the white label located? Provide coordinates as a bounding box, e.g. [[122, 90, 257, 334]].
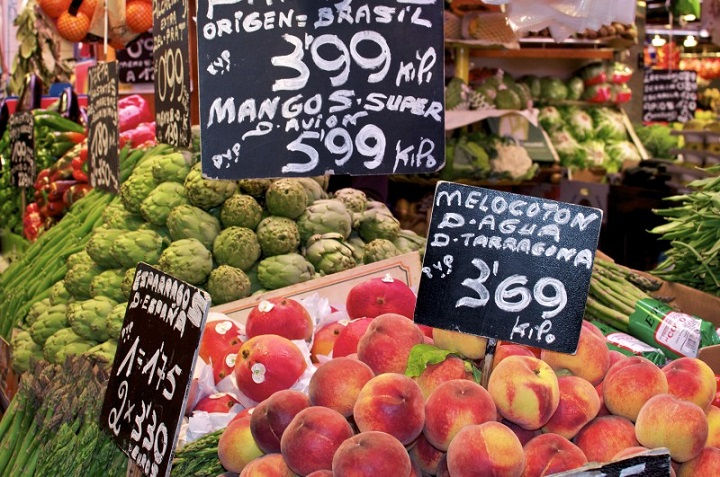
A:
[[607, 332, 659, 354], [258, 300, 275, 313], [215, 320, 233, 335], [251, 363, 266, 383], [654, 312, 702, 357]]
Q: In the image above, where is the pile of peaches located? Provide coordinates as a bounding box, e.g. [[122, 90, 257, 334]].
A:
[[190, 276, 720, 476]]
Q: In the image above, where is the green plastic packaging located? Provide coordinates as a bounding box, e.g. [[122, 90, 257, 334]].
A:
[[591, 320, 667, 366]]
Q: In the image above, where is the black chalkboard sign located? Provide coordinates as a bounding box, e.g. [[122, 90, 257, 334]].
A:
[[196, 0, 445, 179], [100, 263, 211, 477], [414, 182, 602, 354], [118, 32, 155, 84], [551, 449, 672, 476], [88, 61, 120, 193], [153, 0, 191, 148], [8, 112, 35, 187], [643, 69, 697, 123]]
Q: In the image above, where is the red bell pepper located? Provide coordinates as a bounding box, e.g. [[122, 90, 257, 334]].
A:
[[118, 95, 153, 132], [52, 131, 86, 144], [63, 183, 92, 207], [119, 122, 156, 148], [25, 202, 40, 214], [40, 200, 65, 218], [23, 205, 45, 241], [71, 153, 89, 183], [48, 180, 78, 201], [34, 169, 51, 190]]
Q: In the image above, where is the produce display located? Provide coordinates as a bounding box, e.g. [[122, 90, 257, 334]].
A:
[[634, 123, 680, 160], [446, 72, 534, 112]]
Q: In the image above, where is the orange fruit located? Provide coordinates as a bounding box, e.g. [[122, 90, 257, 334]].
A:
[[56, 11, 90, 42], [125, 1, 152, 33], [39, 0, 72, 19], [78, 0, 97, 19]]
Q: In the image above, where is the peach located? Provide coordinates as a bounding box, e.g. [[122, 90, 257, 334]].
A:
[[217, 415, 264, 473], [346, 276, 416, 319], [246, 297, 313, 341], [416, 355, 473, 399], [432, 328, 486, 360], [493, 344, 535, 371], [235, 335, 307, 403], [306, 472, 333, 477], [608, 350, 628, 368], [678, 447, 720, 477], [595, 382, 609, 417], [280, 406, 354, 475], [250, 390, 310, 453], [239, 453, 294, 477], [522, 433, 588, 477], [574, 416, 639, 462], [541, 321, 610, 386], [488, 355, 560, 430], [663, 357, 716, 410], [308, 357, 374, 417], [543, 376, 601, 440], [409, 433, 444, 476], [331, 431, 411, 476], [502, 419, 539, 446], [332, 317, 372, 357], [353, 373, 425, 445], [436, 454, 450, 477], [409, 461, 422, 477], [357, 313, 424, 374], [603, 356, 668, 421], [611, 446, 649, 460], [635, 393, 708, 463], [706, 405, 720, 447], [446, 422, 525, 477], [424, 379, 497, 451], [311, 321, 345, 361]]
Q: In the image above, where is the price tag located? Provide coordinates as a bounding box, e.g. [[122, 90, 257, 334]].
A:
[[118, 32, 155, 84], [414, 182, 602, 354], [550, 449, 672, 476], [153, 0, 191, 147], [88, 61, 120, 193], [642, 69, 697, 124], [100, 263, 211, 477], [196, 0, 445, 179], [9, 112, 35, 187]]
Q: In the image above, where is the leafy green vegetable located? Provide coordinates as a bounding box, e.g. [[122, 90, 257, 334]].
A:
[[405, 344, 454, 378], [567, 77, 585, 100], [551, 129, 586, 167], [539, 106, 564, 132], [634, 124, 678, 159], [566, 108, 594, 141], [591, 108, 627, 141]]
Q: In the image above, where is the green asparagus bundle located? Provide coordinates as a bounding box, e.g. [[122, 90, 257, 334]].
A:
[[171, 430, 225, 477]]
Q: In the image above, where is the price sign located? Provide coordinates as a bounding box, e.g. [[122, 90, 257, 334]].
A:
[[100, 263, 211, 477], [118, 32, 155, 84], [414, 182, 602, 354], [88, 61, 120, 193], [196, 0, 445, 179], [643, 69, 697, 124], [153, 0, 191, 147], [551, 449, 672, 476], [9, 112, 35, 187]]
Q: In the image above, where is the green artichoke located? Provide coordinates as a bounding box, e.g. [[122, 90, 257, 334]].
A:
[[184, 163, 237, 209], [102, 200, 145, 231], [304, 233, 357, 275], [334, 188, 367, 213], [86, 228, 124, 268], [356, 209, 401, 242], [237, 179, 272, 198], [26, 298, 51, 326], [158, 238, 214, 285], [246, 264, 263, 295], [296, 199, 353, 243], [90, 269, 126, 302], [220, 194, 263, 229], [67, 296, 117, 342], [348, 235, 366, 264], [256, 216, 300, 257], [313, 175, 330, 191], [139, 223, 172, 247], [11, 330, 42, 373], [66, 250, 93, 269], [65, 262, 103, 300], [48, 280, 70, 306], [257, 253, 315, 290], [297, 178, 328, 204], [265, 179, 308, 219], [152, 152, 191, 183], [167, 205, 221, 250], [393, 230, 427, 258], [84, 340, 118, 365], [44, 328, 96, 364], [57, 341, 98, 364], [121, 268, 136, 300], [110, 229, 165, 268], [133, 153, 168, 176], [364, 239, 399, 264], [120, 171, 158, 214], [29, 304, 69, 345], [207, 265, 251, 304], [140, 182, 189, 225], [106, 302, 127, 340], [213, 227, 261, 271], [366, 200, 392, 214]]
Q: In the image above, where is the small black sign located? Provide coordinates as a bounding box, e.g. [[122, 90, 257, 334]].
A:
[[100, 263, 211, 477], [196, 0, 445, 179], [9, 112, 35, 187], [414, 182, 602, 354], [88, 61, 120, 193], [551, 449, 672, 476], [118, 32, 155, 84], [153, 0, 191, 148], [643, 69, 697, 123]]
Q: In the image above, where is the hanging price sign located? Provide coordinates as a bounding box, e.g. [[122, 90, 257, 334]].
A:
[[9, 112, 35, 187], [88, 61, 120, 193]]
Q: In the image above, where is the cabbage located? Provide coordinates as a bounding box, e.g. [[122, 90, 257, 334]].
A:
[[567, 77, 585, 100], [539, 106, 564, 132], [566, 108, 594, 141], [606, 141, 641, 164], [551, 129, 585, 167], [582, 140, 607, 167], [540, 78, 568, 101], [592, 108, 627, 141]]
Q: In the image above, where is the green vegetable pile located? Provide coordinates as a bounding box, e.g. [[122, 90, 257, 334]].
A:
[[171, 429, 224, 477], [444, 131, 537, 181], [634, 123, 679, 159]]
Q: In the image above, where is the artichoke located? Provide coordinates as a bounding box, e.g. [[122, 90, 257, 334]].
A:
[[265, 179, 308, 219], [110, 229, 165, 268], [29, 304, 69, 345], [334, 188, 367, 213], [67, 296, 118, 342], [106, 302, 128, 340], [257, 253, 316, 290], [140, 182, 189, 225], [44, 328, 96, 364], [84, 340, 118, 365], [304, 233, 357, 275], [256, 216, 300, 257], [49, 281, 71, 305], [11, 330, 42, 373], [86, 228, 125, 268], [356, 209, 401, 242], [184, 163, 237, 209], [213, 227, 261, 271], [246, 264, 263, 295], [103, 199, 145, 231], [296, 199, 353, 243], [121, 268, 136, 300], [393, 230, 427, 257], [366, 200, 392, 214], [207, 265, 251, 304], [56, 341, 98, 364], [364, 239, 399, 264], [139, 223, 172, 247], [313, 175, 330, 191], [90, 269, 126, 302], [297, 178, 328, 204], [220, 194, 263, 229], [167, 205, 221, 250], [158, 238, 214, 285], [65, 262, 103, 300], [237, 178, 272, 198], [133, 153, 168, 176], [26, 298, 51, 326], [152, 152, 191, 183], [120, 171, 158, 214], [66, 250, 93, 269], [348, 235, 366, 264]]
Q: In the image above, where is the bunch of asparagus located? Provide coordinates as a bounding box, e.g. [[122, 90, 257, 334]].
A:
[[171, 430, 224, 477]]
